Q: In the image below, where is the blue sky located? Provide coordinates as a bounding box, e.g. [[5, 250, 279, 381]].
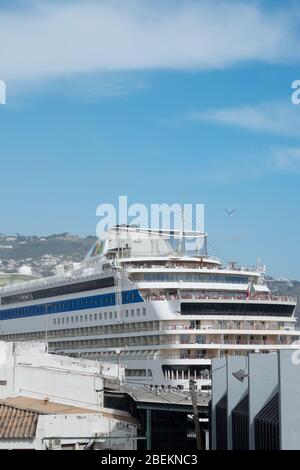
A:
[[0, 0, 300, 279]]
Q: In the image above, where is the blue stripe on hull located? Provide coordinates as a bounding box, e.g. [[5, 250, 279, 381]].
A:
[[0, 289, 143, 321]]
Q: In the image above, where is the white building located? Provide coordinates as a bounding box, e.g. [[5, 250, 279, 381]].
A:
[[0, 341, 137, 450]]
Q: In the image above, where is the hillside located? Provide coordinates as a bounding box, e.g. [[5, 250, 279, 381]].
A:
[[0, 233, 97, 276]]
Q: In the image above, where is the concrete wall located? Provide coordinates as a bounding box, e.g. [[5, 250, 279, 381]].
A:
[[278, 349, 300, 450], [14, 365, 103, 408], [210, 357, 227, 449], [37, 413, 137, 450], [0, 414, 137, 450], [226, 356, 248, 449], [0, 341, 128, 410], [211, 350, 300, 450], [248, 353, 278, 449]]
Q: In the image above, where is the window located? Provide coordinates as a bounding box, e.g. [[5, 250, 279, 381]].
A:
[[53, 318, 56, 325], [137, 308, 140, 316], [142, 308, 146, 316], [131, 309, 134, 317], [94, 313, 97, 321], [181, 302, 294, 317], [109, 312, 112, 319], [125, 310, 129, 318], [1, 277, 115, 305]]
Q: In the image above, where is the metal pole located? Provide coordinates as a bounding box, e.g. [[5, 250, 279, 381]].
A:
[[146, 409, 152, 450], [45, 305, 49, 353], [189, 379, 202, 450]]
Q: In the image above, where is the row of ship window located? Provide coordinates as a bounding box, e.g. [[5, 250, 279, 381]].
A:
[[52, 307, 147, 326], [125, 369, 153, 377], [0, 290, 142, 321], [142, 273, 249, 284], [49, 336, 160, 349]]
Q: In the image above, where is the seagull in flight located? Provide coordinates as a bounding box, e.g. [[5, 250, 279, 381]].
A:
[[225, 208, 237, 216]]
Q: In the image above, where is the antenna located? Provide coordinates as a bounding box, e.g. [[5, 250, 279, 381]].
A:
[[181, 206, 185, 256], [116, 226, 120, 265]]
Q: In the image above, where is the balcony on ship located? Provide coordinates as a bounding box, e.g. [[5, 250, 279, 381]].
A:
[[143, 291, 296, 303]]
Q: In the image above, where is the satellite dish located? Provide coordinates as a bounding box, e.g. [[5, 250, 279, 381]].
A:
[[232, 369, 248, 382]]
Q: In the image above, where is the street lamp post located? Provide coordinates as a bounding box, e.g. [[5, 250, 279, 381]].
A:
[[116, 349, 121, 381]]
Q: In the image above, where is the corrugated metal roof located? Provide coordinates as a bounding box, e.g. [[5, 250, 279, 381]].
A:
[[0, 402, 38, 439], [122, 384, 209, 406]]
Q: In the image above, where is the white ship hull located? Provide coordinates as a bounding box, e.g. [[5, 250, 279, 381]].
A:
[[0, 226, 298, 391]]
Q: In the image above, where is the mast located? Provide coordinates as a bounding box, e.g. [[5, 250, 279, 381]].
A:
[[181, 206, 186, 256]]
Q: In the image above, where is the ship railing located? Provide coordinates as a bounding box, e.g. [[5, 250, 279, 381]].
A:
[[159, 324, 293, 332], [54, 349, 213, 361], [217, 339, 293, 345], [0, 267, 110, 297], [144, 293, 297, 302], [126, 263, 262, 273], [122, 352, 213, 360], [159, 339, 294, 346], [127, 264, 218, 270], [158, 353, 216, 360]]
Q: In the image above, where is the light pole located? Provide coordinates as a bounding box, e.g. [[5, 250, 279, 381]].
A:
[[116, 349, 121, 381], [190, 379, 202, 450]]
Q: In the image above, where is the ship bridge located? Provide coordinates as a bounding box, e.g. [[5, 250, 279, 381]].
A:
[[87, 226, 210, 262]]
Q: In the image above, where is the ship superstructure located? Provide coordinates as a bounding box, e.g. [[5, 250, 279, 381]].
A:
[[0, 226, 298, 390]]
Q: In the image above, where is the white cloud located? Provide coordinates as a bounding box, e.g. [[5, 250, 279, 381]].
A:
[[0, 0, 299, 82], [272, 147, 300, 171], [190, 102, 300, 136], [187, 146, 300, 184]]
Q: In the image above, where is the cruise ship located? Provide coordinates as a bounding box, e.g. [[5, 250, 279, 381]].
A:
[[0, 226, 298, 390]]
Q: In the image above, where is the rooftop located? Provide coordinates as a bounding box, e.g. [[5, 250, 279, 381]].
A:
[[0, 401, 39, 439], [0, 396, 137, 439], [1, 396, 97, 415], [120, 384, 210, 412]]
